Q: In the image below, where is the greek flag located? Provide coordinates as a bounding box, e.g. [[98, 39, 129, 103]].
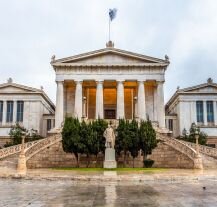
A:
[[109, 8, 117, 21]]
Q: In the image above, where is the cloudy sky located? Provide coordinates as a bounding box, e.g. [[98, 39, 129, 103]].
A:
[[1, 0, 217, 103]]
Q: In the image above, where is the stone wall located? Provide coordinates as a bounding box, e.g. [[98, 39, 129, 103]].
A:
[[148, 141, 194, 168], [27, 141, 143, 168], [27, 141, 194, 169], [27, 141, 77, 168], [207, 137, 217, 148]]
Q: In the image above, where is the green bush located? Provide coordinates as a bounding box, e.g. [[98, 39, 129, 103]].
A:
[[143, 159, 154, 168], [4, 123, 42, 148], [181, 123, 207, 145]]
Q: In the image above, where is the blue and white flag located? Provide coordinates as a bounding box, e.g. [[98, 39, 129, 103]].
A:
[[109, 8, 117, 21]]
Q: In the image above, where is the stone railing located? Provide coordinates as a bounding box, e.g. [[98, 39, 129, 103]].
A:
[[179, 140, 217, 159], [156, 133, 198, 161], [25, 134, 62, 161], [0, 139, 45, 160]]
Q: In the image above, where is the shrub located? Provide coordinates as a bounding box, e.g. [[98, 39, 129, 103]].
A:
[[181, 123, 207, 145], [143, 159, 154, 168]]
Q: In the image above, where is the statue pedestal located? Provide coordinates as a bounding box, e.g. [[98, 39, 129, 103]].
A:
[[103, 148, 117, 169]]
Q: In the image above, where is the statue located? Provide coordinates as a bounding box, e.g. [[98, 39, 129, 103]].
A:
[[51, 55, 56, 63], [103, 124, 117, 168], [165, 54, 169, 62], [103, 124, 115, 149]]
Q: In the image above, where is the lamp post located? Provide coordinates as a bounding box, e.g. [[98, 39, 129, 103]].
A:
[[182, 128, 187, 137], [133, 96, 138, 119], [82, 96, 87, 120], [191, 123, 203, 169], [17, 133, 27, 176], [192, 123, 199, 154]]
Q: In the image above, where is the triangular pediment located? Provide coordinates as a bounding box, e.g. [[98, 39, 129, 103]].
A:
[[0, 83, 40, 94], [52, 48, 167, 65], [182, 83, 217, 93]]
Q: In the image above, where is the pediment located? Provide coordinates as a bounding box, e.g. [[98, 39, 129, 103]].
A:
[[0, 84, 39, 94], [183, 84, 217, 93], [53, 48, 167, 65]]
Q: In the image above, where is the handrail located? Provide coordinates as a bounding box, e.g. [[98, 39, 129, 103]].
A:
[[179, 140, 217, 158], [156, 132, 198, 161], [0, 139, 45, 159], [25, 134, 62, 161]]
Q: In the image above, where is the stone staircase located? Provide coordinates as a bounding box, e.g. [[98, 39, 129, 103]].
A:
[[0, 131, 217, 169], [0, 134, 62, 169], [156, 130, 217, 169]]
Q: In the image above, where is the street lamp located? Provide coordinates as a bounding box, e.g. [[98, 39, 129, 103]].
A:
[[82, 96, 87, 119], [17, 132, 27, 176], [191, 123, 200, 153], [133, 96, 138, 119], [182, 128, 187, 137], [191, 123, 203, 169]]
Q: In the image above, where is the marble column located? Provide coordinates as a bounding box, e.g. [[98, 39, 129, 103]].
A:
[[55, 81, 64, 128], [214, 101, 217, 126], [2, 101, 7, 125], [153, 85, 158, 121], [157, 81, 165, 128], [74, 81, 83, 119], [203, 101, 207, 125], [137, 81, 146, 120], [13, 101, 17, 123], [116, 81, 125, 119], [95, 81, 104, 119], [192, 101, 197, 125]]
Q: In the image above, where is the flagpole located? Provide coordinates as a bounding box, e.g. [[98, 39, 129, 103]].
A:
[[109, 17, 111, 41]]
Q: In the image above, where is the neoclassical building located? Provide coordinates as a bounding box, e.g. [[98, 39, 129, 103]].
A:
[[0, 79, 55, 146], [165, 78, 217, 147], [51, 42, 169, 129]]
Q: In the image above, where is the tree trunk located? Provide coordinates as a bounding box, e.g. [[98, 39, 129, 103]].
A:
[[133, 157, 135, 168], [95, 154, 98, 167], [86, 154, 90, 168], [123, 151, 127, 167], [75, 153, 79, 168], [143, 151, 147, 167]]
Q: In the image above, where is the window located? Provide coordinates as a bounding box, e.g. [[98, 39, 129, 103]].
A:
[[6, 101, 13, 123], [16, 101, 24, 122], [47, 119, 52, 131], [0, 101, 3, 123], [168, 119, 173, 131], [207, 101, 214, 123], [196, 101, 204, 123]]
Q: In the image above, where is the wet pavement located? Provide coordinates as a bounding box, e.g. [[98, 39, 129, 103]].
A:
[[0, 179, 217, 207]]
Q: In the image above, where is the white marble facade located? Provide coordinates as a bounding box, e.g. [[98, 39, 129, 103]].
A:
[[0, 80, 55, 141], [165, 78, 217, 147], [51, 42, 169, 129]]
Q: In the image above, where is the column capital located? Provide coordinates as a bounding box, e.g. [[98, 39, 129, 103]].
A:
[[156, 80, 165, 85], [74, 80, 83, 84], [56, 80, 64, 84], [96, 80, 104, 84], [116, 80, 125, 84]]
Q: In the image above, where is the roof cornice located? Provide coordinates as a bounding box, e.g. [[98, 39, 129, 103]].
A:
[[51, 47, 169, 65], [52, 62, 169, 68], [0, 83, 55, 109]]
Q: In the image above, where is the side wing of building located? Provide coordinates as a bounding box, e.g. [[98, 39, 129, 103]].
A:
[[0, 81, 55, 146]]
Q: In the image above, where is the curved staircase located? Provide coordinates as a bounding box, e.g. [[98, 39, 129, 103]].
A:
[[0, 131, 217, 170], [0, 134, 62, 169]]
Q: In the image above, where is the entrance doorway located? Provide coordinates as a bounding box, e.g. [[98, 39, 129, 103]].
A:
[[104, 109, 116, 119]]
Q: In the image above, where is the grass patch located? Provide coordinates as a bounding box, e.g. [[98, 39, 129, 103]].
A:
[[52, 167, 166, 172]]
